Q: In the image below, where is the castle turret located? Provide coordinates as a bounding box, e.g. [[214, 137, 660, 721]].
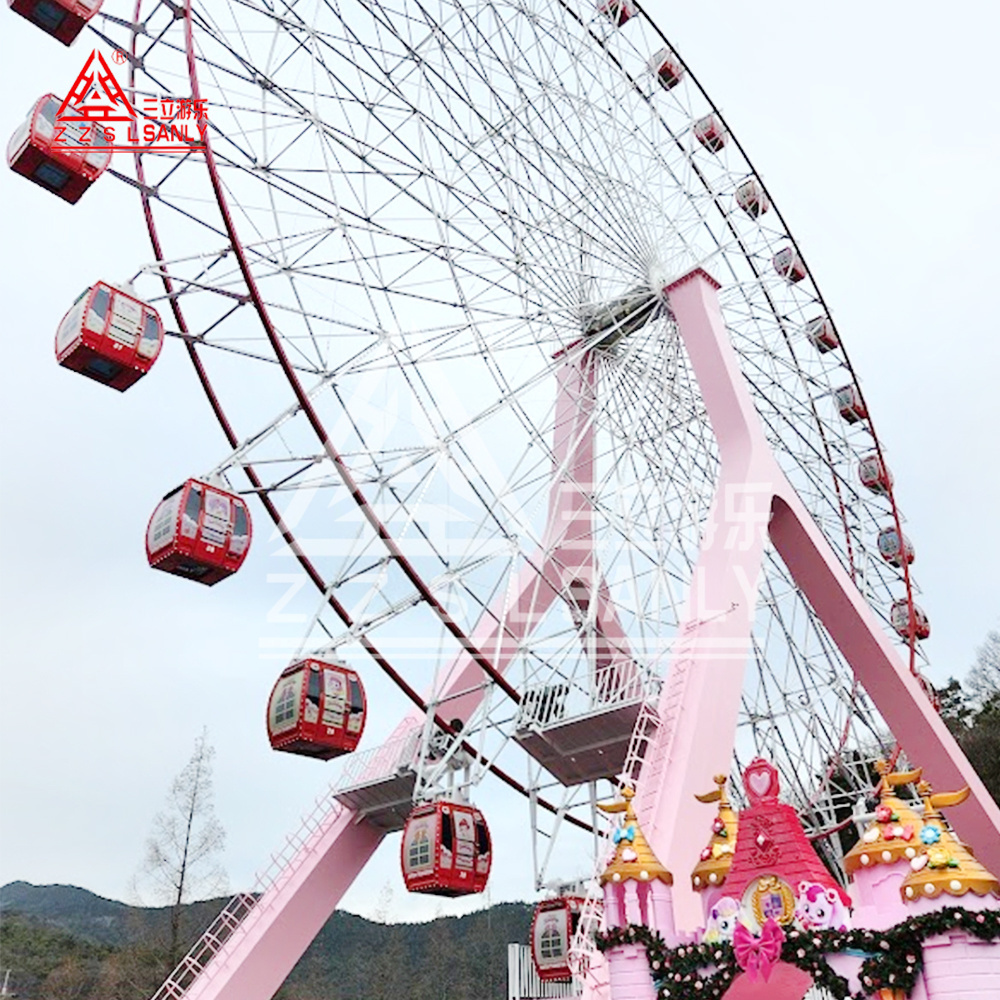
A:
[[900, 781, 1000, 911], [900, 779, 1000, 1000], [690, 773, 738, 922], [598, 786, 675, 1000], [845, 760, 925, 930]]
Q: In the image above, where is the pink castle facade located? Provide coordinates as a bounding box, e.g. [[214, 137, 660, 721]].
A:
[[597, 759, 1000, 1000]]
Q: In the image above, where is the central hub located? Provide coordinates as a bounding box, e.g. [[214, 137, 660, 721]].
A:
[[580, 285, 664, 347]]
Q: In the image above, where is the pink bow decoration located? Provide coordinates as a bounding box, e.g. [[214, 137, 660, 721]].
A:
[[733, 919, 785, 982]]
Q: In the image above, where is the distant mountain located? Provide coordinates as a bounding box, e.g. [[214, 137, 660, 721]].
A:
[[0, 912, 111, 999], [1, 882, 131, 945], [0, 881, 229, 948], [0, 882, 535, 1000]]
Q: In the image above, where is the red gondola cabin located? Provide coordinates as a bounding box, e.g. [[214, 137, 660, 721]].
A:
[[597, 0, 635, 27], [649, 47, 684, 90], [859, 454, 893, 496], [736, 178, 769, 218], [267, 659, 366, 759], [8, 95, 111, 203], [877, 526, 915, 567], [773, 246, 806, 283], [55, 282, 164, 390], [146, 479, 251, 585], [401, 800, 491, 896], [804, 315, 839, 353], [694, 114, 727, 153], [834, 384, 868, 424], [891, 600, 930, 641], [531, 897, 585, 981], [8, 0, 103, 44]]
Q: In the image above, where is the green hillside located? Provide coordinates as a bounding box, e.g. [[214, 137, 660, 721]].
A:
[[0, 882, 533, 1000]]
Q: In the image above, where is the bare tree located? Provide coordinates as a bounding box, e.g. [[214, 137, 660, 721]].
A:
[[139, 730, 227, 973], [967, 629, 1000, 709], [41, 956, 94, 1000], [372, 881, 394, 924]]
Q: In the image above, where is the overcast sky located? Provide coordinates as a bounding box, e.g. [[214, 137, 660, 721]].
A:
[[1, 0, 998, 929]]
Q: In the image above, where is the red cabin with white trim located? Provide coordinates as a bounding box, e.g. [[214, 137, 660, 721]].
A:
[[267, 659, 366, 759], [694, 114, 727, 153], [834, 384, 868, 424], [649, 47, 684, 90], [401, 800, 491, 896], [859, 454, 893, 496], [146, 479, 252, 585], [877, 526, 915, 567], [8, 0, 103, 44], [735, 178, 769, 218], [891, 600, 930, 641], [804, 315, 839, 353], [7, 95, 110, 203], [773, 246, 806, 283], [597, 0, 635, 26], [531, 896, 585, 981], [55, 282, 164, 390]]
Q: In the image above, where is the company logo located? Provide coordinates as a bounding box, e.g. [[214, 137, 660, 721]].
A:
[[52, 49, 208, 154]]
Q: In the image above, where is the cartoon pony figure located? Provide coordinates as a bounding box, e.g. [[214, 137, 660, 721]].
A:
[[793, 881, 850, 932], [703, 896, 741, 943]]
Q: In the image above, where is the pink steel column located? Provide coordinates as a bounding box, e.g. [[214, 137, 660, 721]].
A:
[[176, 352, 637, 1000], [544, 353, 634, 691], [635, 267, 1000, 933], [425, 349, 636, 724]]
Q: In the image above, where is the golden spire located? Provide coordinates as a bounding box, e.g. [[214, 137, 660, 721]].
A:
[[845, 760, 924, 876], [597, 787, 672, 886], [901, 780, 1000, 902], [691, 774, 738, 891]]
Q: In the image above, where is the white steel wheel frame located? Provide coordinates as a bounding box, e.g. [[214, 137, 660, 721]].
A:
[[105, 0, 928, 884]]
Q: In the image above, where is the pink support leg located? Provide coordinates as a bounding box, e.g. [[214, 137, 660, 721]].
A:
[[636, 268, 1000, 933], [425, 349, 637, 723], [176, 351, 637, 1000], [543, 353, 635, 690]]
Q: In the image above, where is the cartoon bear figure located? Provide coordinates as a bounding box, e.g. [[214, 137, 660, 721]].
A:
[[702, 896, 741, 943], [793, 881, 850, 932]]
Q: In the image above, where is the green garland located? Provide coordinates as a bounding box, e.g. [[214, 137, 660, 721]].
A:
[[595, 907, 1000, 1000]]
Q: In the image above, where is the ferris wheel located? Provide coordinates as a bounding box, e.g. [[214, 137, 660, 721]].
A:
[[8, 0, 998, 995]]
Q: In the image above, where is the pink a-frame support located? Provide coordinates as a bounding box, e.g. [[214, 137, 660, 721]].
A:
[[169, 349, 633, 1000], [636, 268, 1000, 930]]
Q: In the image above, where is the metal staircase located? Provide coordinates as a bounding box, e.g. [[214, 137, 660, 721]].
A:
[[149, 791, 347, 1000]]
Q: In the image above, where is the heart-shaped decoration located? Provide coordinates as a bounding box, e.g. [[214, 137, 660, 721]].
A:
[[863, 827, 881, 843], [622, 847, 638, 862], [748, 770, 773, 797], [910, 854, 929, 872]]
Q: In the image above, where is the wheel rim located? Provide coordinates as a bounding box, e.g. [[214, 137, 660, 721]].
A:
[[114, 0, 928, 868]]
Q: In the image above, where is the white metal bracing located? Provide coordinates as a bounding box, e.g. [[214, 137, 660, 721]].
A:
[[108, 0, 925, 830], [96, 4, 935, 992]]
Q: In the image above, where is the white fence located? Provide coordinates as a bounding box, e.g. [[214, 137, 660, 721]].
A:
[[507, 944, 580, 1000]]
